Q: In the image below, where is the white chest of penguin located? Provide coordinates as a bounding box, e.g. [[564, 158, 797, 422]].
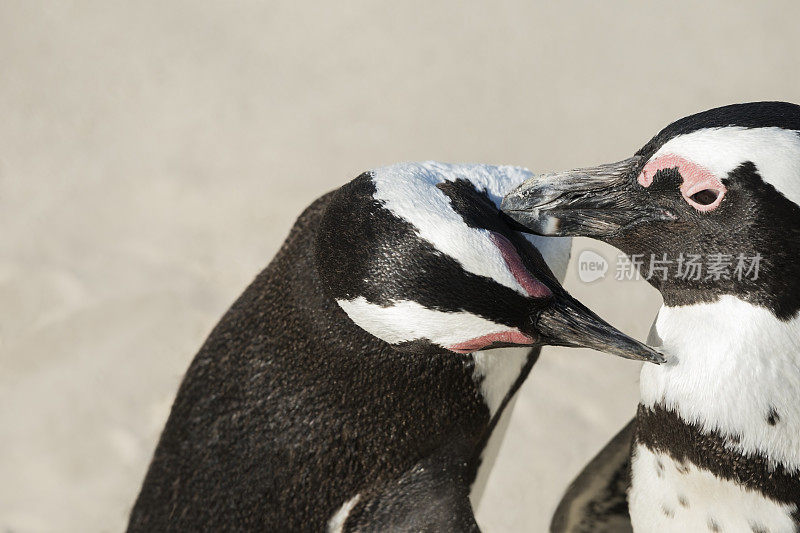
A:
[[629, 444, 796, 532], [629, 296, 800, 533], [469, 346, 532, 506]]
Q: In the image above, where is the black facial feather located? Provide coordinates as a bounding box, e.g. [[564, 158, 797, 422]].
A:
[[436, 178, 561, 289], [619, 103, 800, 320], [435, 178, 511, 233], [503, 102, 800, 321], [609, 161, 800, 320], [316, 173, 550, 334]]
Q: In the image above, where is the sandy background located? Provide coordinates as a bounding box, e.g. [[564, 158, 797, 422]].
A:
[[2, 2, 799, 531]]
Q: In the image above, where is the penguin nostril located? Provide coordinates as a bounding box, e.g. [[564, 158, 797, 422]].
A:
[[689, 189, 720, 206]]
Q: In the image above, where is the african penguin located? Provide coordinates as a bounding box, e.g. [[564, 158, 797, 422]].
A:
[[503, 101, 800, 533], [128, 161, 661, 532]]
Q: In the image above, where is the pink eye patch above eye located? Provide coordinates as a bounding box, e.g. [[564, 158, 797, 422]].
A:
[[637, 154, 727, 212]]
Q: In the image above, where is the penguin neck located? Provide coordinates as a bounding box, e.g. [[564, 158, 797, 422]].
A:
[[639, 294, 800, 471], [472, 347, 535, 417], [469, 346, 538, 508]]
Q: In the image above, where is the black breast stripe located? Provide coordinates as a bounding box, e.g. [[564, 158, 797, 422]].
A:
[[636, 404, 800, 514]]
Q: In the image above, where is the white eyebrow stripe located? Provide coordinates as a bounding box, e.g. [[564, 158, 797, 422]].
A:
[[337, 296, 516, 347], [370, 162, 533, 296], [652, 127, 800, 206]]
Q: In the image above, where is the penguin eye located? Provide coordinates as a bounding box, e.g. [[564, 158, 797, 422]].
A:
[[683, 185, 725, 212], [689, 189, 720, 206]]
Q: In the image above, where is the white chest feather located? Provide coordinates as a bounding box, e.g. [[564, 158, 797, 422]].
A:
[[631, 296, 800, 532], [640, 296, 800, 471], [630, 444, 797, 533], [469, 347, 531, 507]]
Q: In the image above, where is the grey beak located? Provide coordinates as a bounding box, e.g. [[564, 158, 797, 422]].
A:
[[501, 156, 674, 238], [536, 291, 665, 364]]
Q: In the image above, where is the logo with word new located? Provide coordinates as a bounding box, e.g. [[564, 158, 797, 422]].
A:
[[577, 250, 608, 283]]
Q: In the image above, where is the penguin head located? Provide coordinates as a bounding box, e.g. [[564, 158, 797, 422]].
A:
[[502, 102, 800, 319], [316, 162, 662, 362]]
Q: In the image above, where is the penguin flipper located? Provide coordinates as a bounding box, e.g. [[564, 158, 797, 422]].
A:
[[334, 451, 481, 533], [550, 418, 635, 533]]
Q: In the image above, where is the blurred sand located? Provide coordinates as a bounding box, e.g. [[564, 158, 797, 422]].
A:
[[2, 2, 799, 531]]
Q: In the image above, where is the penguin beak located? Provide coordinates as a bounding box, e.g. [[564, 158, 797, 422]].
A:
[[500, 156, 675, 238], [534, 291, 665, 363], [498, 156, 665, 364]]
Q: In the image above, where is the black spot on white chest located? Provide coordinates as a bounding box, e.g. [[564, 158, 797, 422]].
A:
[[629, 405, 800, 532]]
